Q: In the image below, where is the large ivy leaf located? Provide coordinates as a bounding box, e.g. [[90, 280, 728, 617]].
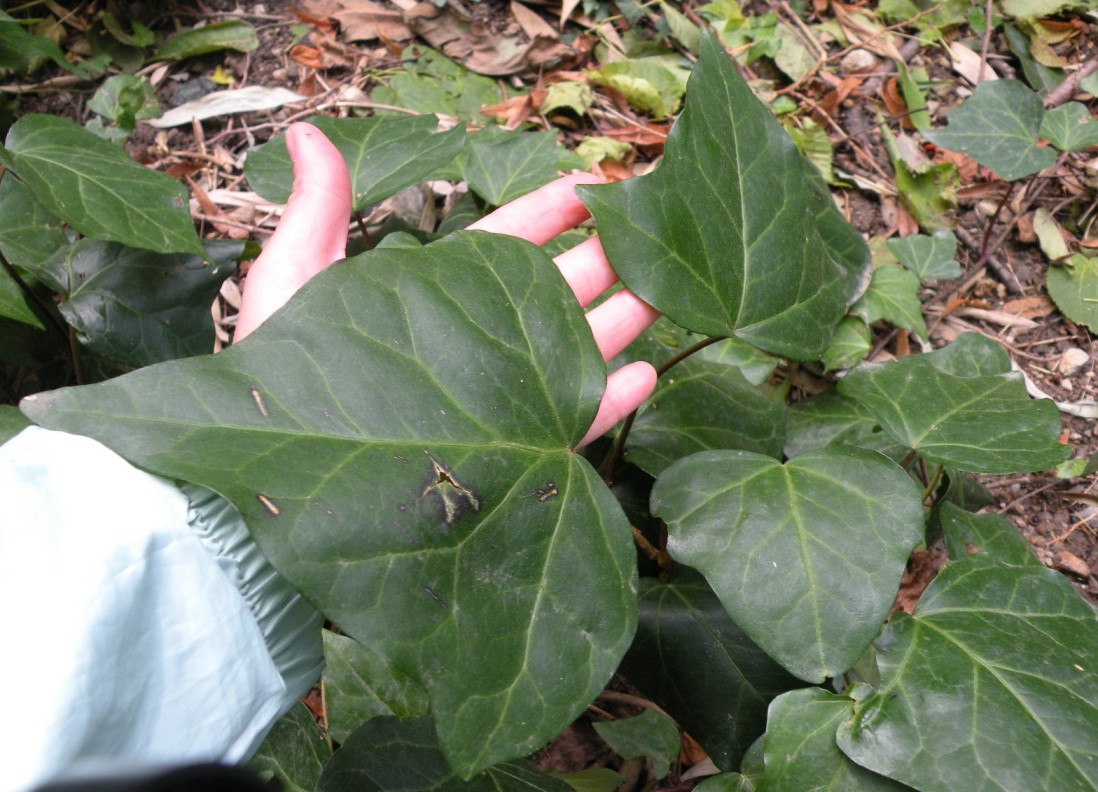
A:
[[323, 631, 429, 743], [0, 115, 204, 256], [21, 231, 637, 777], [317, 716, 572, 792], [620, 572, 801, 770], [1047, 254, 1098, 330], [0, 177, 69, 270], [250, 703, 330, 792], [578, 33, 861, 360], [924, 80, 1057, 182], [761, 688, 909, 791], [625, 361, 785, 477], [837, 555, 1098, 791], [838, 348, 1068, 473], [372, 46, 505, 121], [25, 239, 240, 368], [245, 115, 465, 213], [651, 446, 924, 682]]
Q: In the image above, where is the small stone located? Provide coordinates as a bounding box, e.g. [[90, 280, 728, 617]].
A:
[[1058, 348, 1090, 375], [1061, 378, 1074, 391], [1055, 550, 1091, 579], [840, 49, 877, 75]]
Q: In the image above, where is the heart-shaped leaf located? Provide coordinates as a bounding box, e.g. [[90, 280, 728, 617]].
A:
[[322, 631, 429, 743], [22, 231, 637, 776], [578, 33, 864, 360], [761, 688, 908, 790], [1, 114, 204, 256], [625, 361, 785, 476], [652, 446, 924, 682], [245, 115, 465, 213], [620, 572, 800, 770], [886, 229, 962, 280], [924, 80, 1057, 182], [837, 555, 1098, 791], [156, 19, 258, 60], [318, 716, 573, 792], [837, 344, 1067, 473], [26, 239, 240, 367], [1040, 102, 1098, 152], [850, 265, 927, 340], [1047, 254, 1098, 330]]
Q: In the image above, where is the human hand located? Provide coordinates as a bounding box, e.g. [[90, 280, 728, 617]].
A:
[[235, 122, 658, 448]]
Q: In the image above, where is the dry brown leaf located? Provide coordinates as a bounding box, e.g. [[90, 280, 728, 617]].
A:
[[511, 1, 556, 39], [593, 160, 634, 182], [559, 0, 583, 27], [832, 2, 903, 62], [881, 77, 912, 128], [480, 94, 537, 129], [601, 123, 670, 147], [1016, 212, 1036, 243], [893, 543, 947, 615], [333, 0, 412, 41], [291, 2, 338, 30], [1002, 294, 1057, 319], [1055, 549, 1091, 578], [406, 2, 574, 76]]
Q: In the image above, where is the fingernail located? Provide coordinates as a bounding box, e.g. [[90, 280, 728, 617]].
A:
[[285, 125, 301, 161]]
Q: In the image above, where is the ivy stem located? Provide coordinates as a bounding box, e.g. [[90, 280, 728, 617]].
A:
[[921, 464, 945, 504], [68, 326, 84, 386], [318, 678, 334, 754], [899, 449, 918, 470], [597, 335, 728, 483], [353, 211, 372, 250]]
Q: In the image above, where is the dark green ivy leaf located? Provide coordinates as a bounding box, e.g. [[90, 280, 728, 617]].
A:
[[26, 239, 240, 368], [652, 446, 924, 682], [761, 688, 910, 791], [837, 555, 1098, 791], [593, 709, 680, 779], [245, 115, 465, 213], [317, 716, 572, 792], [924, 80, 1057, 182], [938, 501, 1041, 567], [0, 404, 31, 445], [578, 33, 865, 360], [463, 129, 561, 206], [886, 229, 962, 280], [322, 631, 429, 743], [22, 231, 636, 777], [0, 169, 69, 271], [838, 341, 1067, 473], [1039, 102, 1098, 153], [1, 114, 204, 256], [249, 703, 330, 792], [621, 572, 801, 770], [625, 361, 785, 477]]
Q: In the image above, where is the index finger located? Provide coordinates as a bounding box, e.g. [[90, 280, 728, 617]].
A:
[[469, 173, 601, 245]]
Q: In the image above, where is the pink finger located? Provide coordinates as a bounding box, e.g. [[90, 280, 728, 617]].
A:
[[586, 290, 660, 362], [553, 236, 619, 307], [235, 123, 352, 341], [469, 173, 601, 245], [577, 361, 658, 449]]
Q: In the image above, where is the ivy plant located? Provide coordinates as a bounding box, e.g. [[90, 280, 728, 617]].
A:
[[3, 31, 1095, 792]]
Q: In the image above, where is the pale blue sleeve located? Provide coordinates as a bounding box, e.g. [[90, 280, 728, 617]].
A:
[[0, 427, 323, 792]]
